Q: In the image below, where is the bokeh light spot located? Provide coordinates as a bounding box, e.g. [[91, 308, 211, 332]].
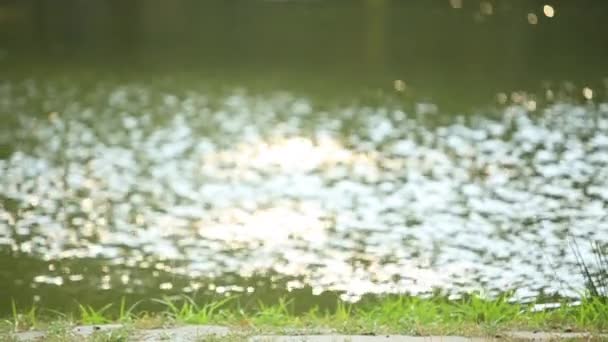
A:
[[480, 2, 493, 15], [449, 0, 462, 9], [583, 87, 593, 100], [394, 79, 406, 92]]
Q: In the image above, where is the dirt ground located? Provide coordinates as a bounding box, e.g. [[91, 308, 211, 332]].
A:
[[11, 324, 607, 341]]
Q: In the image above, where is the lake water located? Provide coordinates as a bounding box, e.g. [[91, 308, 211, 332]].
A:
[[1, 0, 607, 314]]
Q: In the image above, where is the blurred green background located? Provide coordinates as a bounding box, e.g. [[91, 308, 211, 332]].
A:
[[2, 0, 607, 109]]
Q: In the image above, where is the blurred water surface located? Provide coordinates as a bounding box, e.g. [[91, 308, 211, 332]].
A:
[[1, 0, 608, 313]]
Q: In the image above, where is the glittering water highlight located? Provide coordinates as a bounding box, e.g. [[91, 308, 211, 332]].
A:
[[1, 79, 608, 307]]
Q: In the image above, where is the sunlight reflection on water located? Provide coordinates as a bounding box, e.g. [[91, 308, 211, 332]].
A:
[[1, 80, 608, 302]]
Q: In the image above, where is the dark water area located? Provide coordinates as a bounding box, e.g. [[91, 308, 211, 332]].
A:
[[2, 0, 608, 110], [1, 0, 608, 316]]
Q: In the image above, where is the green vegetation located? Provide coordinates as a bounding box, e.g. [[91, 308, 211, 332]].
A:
[[571, 240, 608, 301], [2, 241, 606, 340], [2, 293, 608, 341]]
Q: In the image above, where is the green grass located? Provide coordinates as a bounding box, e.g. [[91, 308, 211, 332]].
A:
[[571, 239, 608, 301], [152, 295, 237, 325], [2, 241, 607, 340], [78, 304, 114, 325], [3, 293, 607, 341], [10, 299, 37, 332]]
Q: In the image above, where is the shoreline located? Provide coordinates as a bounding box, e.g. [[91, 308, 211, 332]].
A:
[[3, 294, 607, 341]]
